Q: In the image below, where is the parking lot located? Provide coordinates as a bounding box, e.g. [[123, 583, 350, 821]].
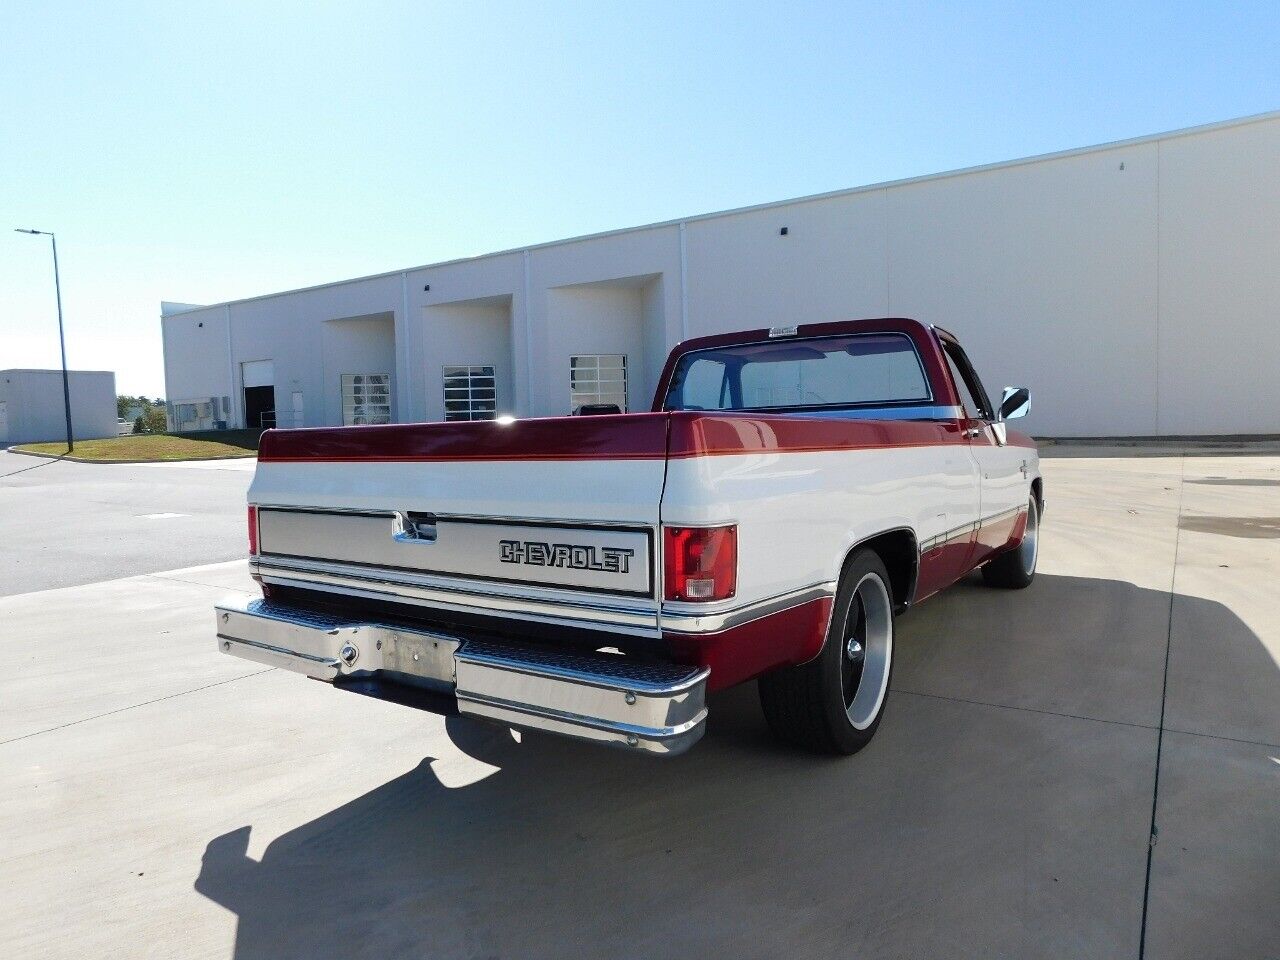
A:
[[1, 447, 1276, 959]]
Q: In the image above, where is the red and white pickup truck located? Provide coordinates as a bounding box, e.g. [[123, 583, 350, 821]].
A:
[[216, 318, 1040, 756]]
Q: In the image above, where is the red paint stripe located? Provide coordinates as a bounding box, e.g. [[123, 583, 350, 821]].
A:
[[667, 412, 967, 458], [259, 411, 977, 463], [258, 412, 672, 463]]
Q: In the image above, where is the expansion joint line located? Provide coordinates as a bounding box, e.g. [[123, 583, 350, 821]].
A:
[[1138, 454, 1186, 959]]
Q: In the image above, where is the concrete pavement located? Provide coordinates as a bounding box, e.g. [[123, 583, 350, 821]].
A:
[[0, 450, 253, 596], [0, 451, 1275, 958]]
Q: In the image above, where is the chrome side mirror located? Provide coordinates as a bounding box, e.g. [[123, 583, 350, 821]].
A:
[[998, 386, 1030, 421]]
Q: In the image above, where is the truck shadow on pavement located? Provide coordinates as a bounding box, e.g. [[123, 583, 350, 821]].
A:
[[193, 573, 1276, 960]]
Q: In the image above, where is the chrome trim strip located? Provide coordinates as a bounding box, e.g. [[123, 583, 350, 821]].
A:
[[454, 640, 708, 756], [219, 637, 342, 680], [919, 521, 976, 553], [456, 695, 706, 756], [254, 558, 661, 637], [256, 503, 654, 531], [254, 504, 396, 517], [254, 555, 655, 613], [660, 583, 836, 634], [981, 505, 1025, 526], [918, 506, 1027, 553], [779, 404, 964, 422]]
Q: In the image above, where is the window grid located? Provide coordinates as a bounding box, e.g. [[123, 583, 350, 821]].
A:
[[443, 365, 497, 421], [341, 373, 392, 426], [570, 354, 627, 413]]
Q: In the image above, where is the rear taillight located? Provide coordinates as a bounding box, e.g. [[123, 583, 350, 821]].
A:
[[247, 505, 259, 556], [664, 525, 737, 602]]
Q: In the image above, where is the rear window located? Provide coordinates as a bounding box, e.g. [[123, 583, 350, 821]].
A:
[[664, 333, 931, 412]]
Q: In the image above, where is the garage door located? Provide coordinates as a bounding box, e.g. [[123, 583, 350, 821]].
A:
[[242, 360, 274, 388]]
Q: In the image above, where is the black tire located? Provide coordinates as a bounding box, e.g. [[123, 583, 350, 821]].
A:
[[758, 548, 895, 755], [981, 495, 1039, 589]]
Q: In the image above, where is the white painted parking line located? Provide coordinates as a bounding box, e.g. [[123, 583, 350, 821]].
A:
[[139, 512, 189, 519]]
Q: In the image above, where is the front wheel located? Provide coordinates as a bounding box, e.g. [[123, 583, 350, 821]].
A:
[[758, 549, 895, 754], [981, 494, 1039, 589]]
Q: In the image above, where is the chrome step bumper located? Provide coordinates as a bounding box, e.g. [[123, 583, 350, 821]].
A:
[[214, 598, 708, 756]]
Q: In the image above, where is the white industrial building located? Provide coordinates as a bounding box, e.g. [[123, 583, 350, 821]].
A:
[[161, 111, 1280, 438], [0, 369, 117, 445]]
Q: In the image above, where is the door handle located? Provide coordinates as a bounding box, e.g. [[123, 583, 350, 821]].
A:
[[965, 427, 983, 438], [393, 512, 438, 543]]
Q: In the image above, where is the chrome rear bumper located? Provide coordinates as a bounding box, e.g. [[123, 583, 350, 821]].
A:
[[215, 597, 708, 756]]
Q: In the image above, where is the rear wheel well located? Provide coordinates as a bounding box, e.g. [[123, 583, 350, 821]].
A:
[[847, 529, 917, 612]]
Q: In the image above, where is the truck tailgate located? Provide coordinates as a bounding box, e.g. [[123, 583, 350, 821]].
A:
[[250, 413, 670, 601]]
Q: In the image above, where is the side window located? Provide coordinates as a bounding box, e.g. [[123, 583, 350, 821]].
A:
[[941, 342, 992, 420], [671, 357, 729, 410]]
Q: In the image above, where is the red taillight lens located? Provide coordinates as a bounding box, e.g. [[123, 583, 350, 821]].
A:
[[247, 505, 259, 556], [664, 525, 737, 602]]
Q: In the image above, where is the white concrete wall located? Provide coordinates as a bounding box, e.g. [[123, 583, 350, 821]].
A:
[[160, 307, 232, 409], [321, 313, 397, 425], [421, 297, 515, 421], [0, 370, 117, 444], [1156, 120, 1280, 435], [525, 225, 682, 415], [546, 279, 655, 415], [161, 113, 1280, 437], [883, 144, 1160, 437]]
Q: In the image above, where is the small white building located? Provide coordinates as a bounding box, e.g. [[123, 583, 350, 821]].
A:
[[0, 369, 118, 445], [161, 111, 1280, 438]]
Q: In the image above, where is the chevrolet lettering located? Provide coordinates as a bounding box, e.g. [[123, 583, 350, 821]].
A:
[[216, 318, 1041, 757], [499, 540, 635, 574]]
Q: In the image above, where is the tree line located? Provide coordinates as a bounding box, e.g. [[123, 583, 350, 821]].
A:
[[117, 395, 167, 433]]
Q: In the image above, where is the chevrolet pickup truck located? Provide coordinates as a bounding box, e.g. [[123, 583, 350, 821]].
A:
[[216, 318, 1040, 757]]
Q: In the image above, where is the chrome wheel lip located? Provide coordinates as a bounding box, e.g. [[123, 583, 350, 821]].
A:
[[1021, 497, 1039, 577], [841, 572, 893, 731]]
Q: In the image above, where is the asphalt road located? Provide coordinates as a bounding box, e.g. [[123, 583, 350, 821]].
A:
[[1, 448, 1277, 958], [0, 451, 253, 597]]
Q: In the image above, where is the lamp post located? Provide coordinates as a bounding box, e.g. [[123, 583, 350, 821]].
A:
[[14, 228, 74, 453]]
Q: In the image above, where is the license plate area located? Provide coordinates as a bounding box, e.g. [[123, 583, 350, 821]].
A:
[[381, 628, 457, 682]]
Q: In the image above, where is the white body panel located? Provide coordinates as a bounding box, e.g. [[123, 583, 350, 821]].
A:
[[250, 458, 666, 526], [660, 444, 981, 608], [248, 436, 1039, 637]]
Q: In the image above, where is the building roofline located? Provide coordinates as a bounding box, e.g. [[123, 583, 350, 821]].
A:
[[163, 108, 1280, 317], [1, 369, 116, 376]]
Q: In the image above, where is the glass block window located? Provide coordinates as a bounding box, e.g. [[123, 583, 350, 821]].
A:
[[570, 354, 627, 414], [443, 365, 497, 421], [341, 374, 392, 425]]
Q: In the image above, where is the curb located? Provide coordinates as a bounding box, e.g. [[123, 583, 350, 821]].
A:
[[3, 447, 256, 465]]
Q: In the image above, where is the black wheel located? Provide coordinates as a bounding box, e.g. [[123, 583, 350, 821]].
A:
[[981, 495, 1039, 589], [758, 548, 895, 754]]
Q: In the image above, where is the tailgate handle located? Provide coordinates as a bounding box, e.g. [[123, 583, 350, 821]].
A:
[[393, 512, 438, 544]]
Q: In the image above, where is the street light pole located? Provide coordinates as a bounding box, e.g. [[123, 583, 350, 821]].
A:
[[14, 228, 74, 453]]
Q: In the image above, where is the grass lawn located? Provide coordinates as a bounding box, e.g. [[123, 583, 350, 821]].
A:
[[12, 429, 261, 462]]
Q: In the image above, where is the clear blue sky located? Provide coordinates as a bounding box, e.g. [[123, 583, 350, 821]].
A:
[[2, 1, 1277, 396]]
